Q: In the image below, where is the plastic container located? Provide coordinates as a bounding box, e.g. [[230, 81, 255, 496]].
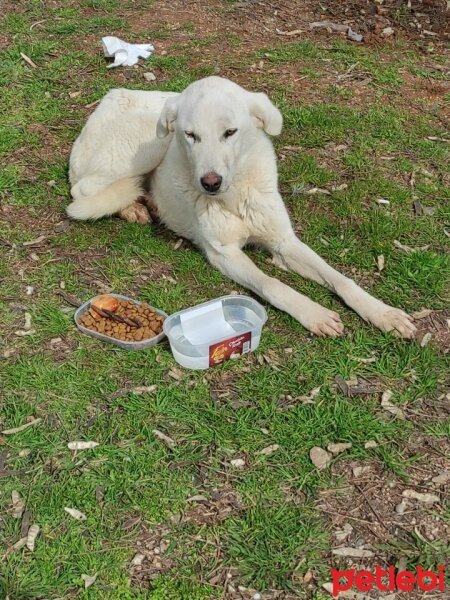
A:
[[163, 295, 267, 370], [74, 293, 168, 350]]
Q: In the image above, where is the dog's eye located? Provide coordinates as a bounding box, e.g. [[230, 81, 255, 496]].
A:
[[185, 131, 197, 141], [224, 128, 237, 138]]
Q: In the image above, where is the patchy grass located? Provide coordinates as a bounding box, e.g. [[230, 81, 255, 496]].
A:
[[0, 1, 449, 599]]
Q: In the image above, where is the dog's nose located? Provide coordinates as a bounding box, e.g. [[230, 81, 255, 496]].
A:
[[200, 172, 222, 193]]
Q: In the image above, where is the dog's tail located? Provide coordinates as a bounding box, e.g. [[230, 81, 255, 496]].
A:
[[66, 176, 143, 220]]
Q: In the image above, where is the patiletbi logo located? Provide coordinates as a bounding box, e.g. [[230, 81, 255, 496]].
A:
[[331, 565, 445, 596]]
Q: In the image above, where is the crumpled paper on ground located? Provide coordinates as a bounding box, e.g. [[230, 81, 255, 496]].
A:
[[102, 36, 154, 68]]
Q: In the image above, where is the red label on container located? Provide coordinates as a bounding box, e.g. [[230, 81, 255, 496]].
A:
[[209, 332, 252, 367]]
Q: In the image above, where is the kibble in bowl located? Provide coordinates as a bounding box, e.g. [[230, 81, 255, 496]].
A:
[[74, 294, 168, 349]]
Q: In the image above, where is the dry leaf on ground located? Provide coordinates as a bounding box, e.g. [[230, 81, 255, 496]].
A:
[[152, 429, 175, 449], [187, 495, 208, 503], [64, 507, 87, 521], [67, 441, 99, 450], [327, 442, 352, 455], [24, 313, 32, 331], [11, 491, 25, 519], [26, 524, 40, 551], [396, 500, 407, 515], [335, 523, 353, 542], [381, 390, 405, 419], [305, 186, 331, 195], [108, 385, 157, 400], [412, 308, 432, 319], [310, 447, 332, 471], [353, 465, 372, 477], [2, 418, 42, 435], [167, 367, 183, 380], [257, 444, 280, 456], [298, 386, 321, 403], [131, 553, 145, 566], [81, 573, 98, 589], [402, 489, 440, 504], [364, 440, 378, 449], [335, 376, 382, 397], [14, 329, 35, 337], [129, 385, 157, 394], [432, 472, 450, 485], [3, 348, 17, 358], [394, 239, 430, 253], [12, 537, 28, 552], [420, 332, 433, 347], [332, 546, 374, 558]]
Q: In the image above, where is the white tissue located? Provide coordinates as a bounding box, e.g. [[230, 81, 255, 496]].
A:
[[102, 36, 154, 68]]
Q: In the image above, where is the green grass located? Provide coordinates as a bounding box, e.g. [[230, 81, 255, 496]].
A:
[[0, 1, 449, 598]]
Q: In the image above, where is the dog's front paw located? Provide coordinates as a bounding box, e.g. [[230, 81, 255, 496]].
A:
[[117, 202, 152, 224], [367, 304, 417, 339], [303, 305, 344, 338]]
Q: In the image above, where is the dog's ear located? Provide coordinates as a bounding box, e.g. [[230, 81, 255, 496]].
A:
[[156, 96, 179, 138], [248, 92, 283, 136]]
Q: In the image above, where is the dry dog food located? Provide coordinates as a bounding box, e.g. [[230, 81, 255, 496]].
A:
[[79, 295, 164, 342]]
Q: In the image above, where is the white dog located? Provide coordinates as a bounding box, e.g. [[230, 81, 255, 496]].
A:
[[68, 76, 416, 338]]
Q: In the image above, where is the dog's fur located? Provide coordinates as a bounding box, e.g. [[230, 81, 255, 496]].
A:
[[68, 76, 416, 338]]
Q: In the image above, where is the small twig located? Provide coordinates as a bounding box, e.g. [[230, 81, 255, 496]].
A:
[[354, 484, 390, 531], [85, 99, 101, 109], [54, 411, 70, 441], [90, 305, 113, 318], [20, 52, 38, 69], [319, 507, 404, 528], [90, 305, 142, 328], [121, 314, 142, 328], [91, 305, 120, 321], [276, 27, 305, 36], [30, 16, 63, 30], [30, 19, 47, 31], [56, 290, 82, 307], [104, 308, 142, 328]]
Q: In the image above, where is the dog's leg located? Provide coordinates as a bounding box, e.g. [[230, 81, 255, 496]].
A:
[[205, 244, 344, 337], [67, 176, 144, 221], [272, 235, 416, 338]]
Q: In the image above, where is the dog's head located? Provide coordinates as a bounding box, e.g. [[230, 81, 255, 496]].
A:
[[156, 76, 282, 196]]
